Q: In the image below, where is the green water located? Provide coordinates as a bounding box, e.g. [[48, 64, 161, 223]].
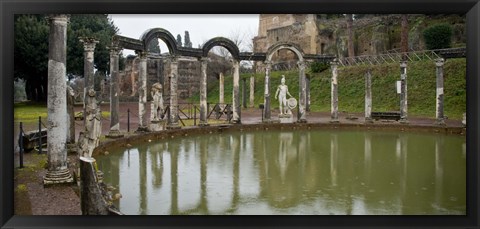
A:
[[96, 129, 466, 215]]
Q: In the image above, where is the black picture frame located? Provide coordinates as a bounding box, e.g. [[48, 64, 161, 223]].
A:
[[1, 0, 479, 228]]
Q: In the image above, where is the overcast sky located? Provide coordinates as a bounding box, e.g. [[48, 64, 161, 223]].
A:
[[109, 14, 259, 56]]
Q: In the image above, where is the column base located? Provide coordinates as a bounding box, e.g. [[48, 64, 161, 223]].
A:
[[149, 121, 166, 132], [262, 119, 273, 123], [435, 119, 446, 126], [167, 123, 181, 130], [399, 118, 409, 124], [199, 122, 210, 127], [230, 120, 242, 124], [106, 130, 124, 139], [365, 118, 374, 124], [135, 126, 150, 133], [43, 168, 74, 186], [297, 119, 307, 124], [330, 119, 340, 124]]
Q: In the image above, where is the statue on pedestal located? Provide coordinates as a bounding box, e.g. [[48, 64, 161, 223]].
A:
[[150, 83, 164, 122], [275, 75, 294, 116]]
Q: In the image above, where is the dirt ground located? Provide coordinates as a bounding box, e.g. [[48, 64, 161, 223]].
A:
[[12, 102, 465, 215]]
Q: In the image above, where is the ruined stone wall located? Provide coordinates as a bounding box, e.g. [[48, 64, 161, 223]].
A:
[[253, 14, 466, 67], [118, 57, 221, 103]]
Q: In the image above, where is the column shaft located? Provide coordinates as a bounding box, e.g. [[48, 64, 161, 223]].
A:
[[44, 14, 73, 185], [365, 70, 373, 123], [263, 62, 271, 122], [107, 45, 123, 137], [298, 61, 307, 123], [199, 58, 208, 126], [435, 58, 445, 125], [249, 76, 255, 108], [168, 57, 180, 128], [330, 59, 339, 123], [400, 61, 408, 123], [232, 60, 241, 123], [219, 72, 224, 105], [137, 51, 148, 132]]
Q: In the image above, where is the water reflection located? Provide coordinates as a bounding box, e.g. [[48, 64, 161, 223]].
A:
[[97, 130, 466, 215]]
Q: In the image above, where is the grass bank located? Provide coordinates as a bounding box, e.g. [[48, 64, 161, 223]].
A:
[[190, 58, 466, 119]]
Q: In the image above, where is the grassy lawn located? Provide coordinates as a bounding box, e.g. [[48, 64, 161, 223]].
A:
[[14, 101, 111, 124], [189, 59, 466, 120]]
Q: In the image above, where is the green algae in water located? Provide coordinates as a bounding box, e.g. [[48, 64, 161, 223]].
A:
[[96, 129, 466, 215]]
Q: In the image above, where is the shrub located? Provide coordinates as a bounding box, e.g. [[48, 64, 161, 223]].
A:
[[310, 62, 330, 73], [423, 24, 453, 50]]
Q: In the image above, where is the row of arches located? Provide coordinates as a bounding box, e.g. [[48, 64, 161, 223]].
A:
[[107, 27, 333, 134]]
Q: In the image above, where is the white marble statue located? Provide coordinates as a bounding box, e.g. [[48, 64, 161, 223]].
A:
[[78, 89, 102, 157], [151, 82, 164, 121], [275, 75, 294, 115]]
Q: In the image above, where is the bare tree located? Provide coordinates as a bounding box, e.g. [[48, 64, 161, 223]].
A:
[[346, 14, 355, 58], [401, 14, 409, 60]]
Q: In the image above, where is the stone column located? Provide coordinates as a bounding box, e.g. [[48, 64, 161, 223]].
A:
[[199, 57, 209, 126], [249, 75, 255, 108], [107, 45, 124, 138], [298, 61, 307, 123], [219, 72, 225, 105], [136, 51, 149, 132], [306, 75, 311, 112], [44, 14, 74, 185], [399, 61, 408, 124], [80, 38, 99, 127], [365, 70, 373, 123], [80, 38, 98, 96], [168, 56, 180, 129], [242, 78, 247, 108], [232, 59, 241, 124], [263, 61, 272, 122], [435, 58, 445, 125], [330, 59, 339, 123]]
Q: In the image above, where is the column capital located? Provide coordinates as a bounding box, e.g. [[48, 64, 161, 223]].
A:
[[330, 58, 339, 67], [435, 58, 445, 67], [46, 14, 70, 26], [400, 60, 408, 68], [135, 50, 148, 59], [108, 45, 122, 56], [297, 61, 306, 69], [199, 57, 209, 64], [80, 37, 99, 52], [169, 55, 179, 63]]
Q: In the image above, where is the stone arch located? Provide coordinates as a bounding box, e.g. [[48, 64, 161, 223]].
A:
[[140, 28, 178, 55], [202, 37, 240, 60], [266, 42, 305, 62]]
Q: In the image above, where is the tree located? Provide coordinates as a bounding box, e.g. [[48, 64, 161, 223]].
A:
[[184, 31, 192, 48], [176, 34, 182, 47], [346, 14, 355, 58], [423, 24, 453, 50], [14, 14, 120, 102], [400, 14, 409, 60], [14, 15, 49, 101], [147, 38, 161, 53]]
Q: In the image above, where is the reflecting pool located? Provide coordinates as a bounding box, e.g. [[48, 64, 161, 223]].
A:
[[96, 129, 466, 215]]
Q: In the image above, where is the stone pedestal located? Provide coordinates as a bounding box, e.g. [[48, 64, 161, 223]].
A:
[[149, 120, 165, 132], [105, 130, 124, 139], [279, 114, 294, 123]]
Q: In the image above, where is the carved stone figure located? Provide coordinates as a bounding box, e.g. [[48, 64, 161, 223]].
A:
[[275, 75, 294, 115], [150, 82, 164, 122], [78, 89, 102, 157]]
